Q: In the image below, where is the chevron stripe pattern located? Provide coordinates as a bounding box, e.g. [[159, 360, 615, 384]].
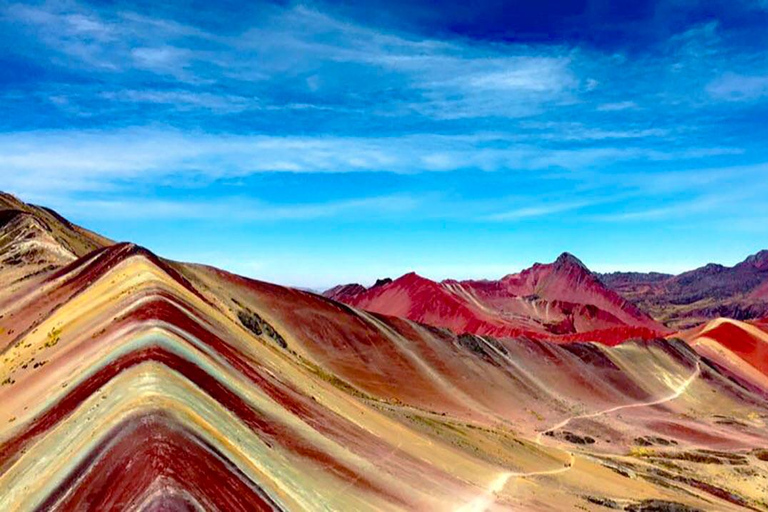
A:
[[0, 240, 767, 510]]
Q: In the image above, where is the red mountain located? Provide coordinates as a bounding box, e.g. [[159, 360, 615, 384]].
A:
[[325, 253, 665, 343], [321, 283, 367, 302]]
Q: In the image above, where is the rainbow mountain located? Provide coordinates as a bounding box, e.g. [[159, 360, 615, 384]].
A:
[[0, 192, 767, 511]]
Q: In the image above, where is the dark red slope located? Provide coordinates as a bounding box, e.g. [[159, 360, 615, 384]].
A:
[[325, 253, 665, 344], [39, 411, 281, 512], [324, 283, 367, 302], [473, 253, 661, 331], [337, 272, 537, 338]]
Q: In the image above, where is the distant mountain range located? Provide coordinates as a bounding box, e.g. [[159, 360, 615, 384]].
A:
[[326, 249, 768, 339], [599, 252, 768, 329]]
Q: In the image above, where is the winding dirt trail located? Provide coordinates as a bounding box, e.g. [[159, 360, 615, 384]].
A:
[[457, 360, 701, 512], [536, 360, 702, 444], [455, 457, 577, 512]]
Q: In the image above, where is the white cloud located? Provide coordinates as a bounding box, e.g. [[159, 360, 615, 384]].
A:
[[101, 90, 259, 113], [587, 192, 748, 222], [131, 46, 189, 72], [467, 60, 574, 92], [597, 101, 638, 111], [707, 73, 768, 101], [3, 1, 580, 119], [482, 199, 596, 221], [0, 129, 746, 199], [21, 194, 419, 221]]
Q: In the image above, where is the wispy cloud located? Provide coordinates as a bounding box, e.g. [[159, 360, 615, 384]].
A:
[[2, 0, 768, 286], [587, 192, 750, 223], [24, 194, 420, 221], [0, 129, 744, 198], [1, 2, 584, 121], [707, 73, 768, 101], [100, 90, 260, 113], [596, 101, 638, 111], [613, 162, 768, 194], [482, 199, 597, 221], [4, 0, 767, 132]]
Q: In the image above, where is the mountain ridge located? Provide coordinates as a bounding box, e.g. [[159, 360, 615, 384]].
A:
[[326, 248, 768, 335], [599, 249, 768, 329], [325, 251, 666, 344]]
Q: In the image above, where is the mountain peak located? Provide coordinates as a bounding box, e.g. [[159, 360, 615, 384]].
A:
[[0, 191, 26, 210], [323, 283, 366, 301], [372, 277, 393, 288], [397, 271, 430, 285], [554, 252, 589, 271], [742, 249, 768, 270]]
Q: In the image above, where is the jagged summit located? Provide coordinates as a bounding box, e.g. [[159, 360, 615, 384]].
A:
[[394, 271, 430, 284], [598, 249, 768, 329], [323, 282, 366, 301], [524, 252, 591, 278], [323, 277, 392, 301], [554, 251, 589, 270], [372, 277, 392, 288]]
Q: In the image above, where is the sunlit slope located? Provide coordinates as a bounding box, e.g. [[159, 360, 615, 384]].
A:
[[684, 317, 768, 388], [182, 260, 768, 510], [0, 243, 765, 510], [0, 245, 493, 510]]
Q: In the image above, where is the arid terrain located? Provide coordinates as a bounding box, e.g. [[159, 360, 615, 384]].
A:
[[1, 192, 767, 511]]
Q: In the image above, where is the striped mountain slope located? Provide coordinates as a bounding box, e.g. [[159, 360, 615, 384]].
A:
[[0, 196, 766, 511]]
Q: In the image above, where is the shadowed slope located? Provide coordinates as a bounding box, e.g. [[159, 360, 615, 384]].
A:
[[601, 250, 768, 329]]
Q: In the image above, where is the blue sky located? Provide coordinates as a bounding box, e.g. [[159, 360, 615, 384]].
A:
[[2, 0, 768, 289]]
